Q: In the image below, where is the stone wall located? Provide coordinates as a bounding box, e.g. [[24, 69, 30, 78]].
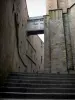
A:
[[26, 35, 36, 73], [12, 0, 44, 74], [44, 10, 67, 73], [68, 0, 75, 7], [27, 35, 44, 73], [68, 5, 75, 70], [46, 0, 57, 14], [0, 0, 16, 83], [46, 0, 75, 13], [63, 13, 73, 70], [44, 16, 51, 73], [0, 0, 29, 83], [0, 0, 44, 84], [33, 36, 44, 73], [12, 0, 28, 72], [45, 1, 75, 73], [57, 0, 68, 12], [46, 0, 69, 13]]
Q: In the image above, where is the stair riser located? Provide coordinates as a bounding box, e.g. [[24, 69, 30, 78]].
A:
[[4, 83, 75, 88], [9, 74, 75, 78], [6, 80, 75, 84], [1, 88, 75, 93], [0, 93, 75, 99], [10, 73, 75, 75], [8, 77, 75, 80]]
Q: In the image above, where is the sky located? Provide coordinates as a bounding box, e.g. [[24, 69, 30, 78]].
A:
[[26, 0, 46, 42]]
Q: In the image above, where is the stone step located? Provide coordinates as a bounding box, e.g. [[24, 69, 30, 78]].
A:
[[0, 87, 75, 93], [6, 79, 75, 84], [1, 73, 75, 99], [8, 76, 75, 80], [10, 72, 75, 75], [9, 73, 75, 77], [4, 82, 75, 88], [0, 92, 75, 99]]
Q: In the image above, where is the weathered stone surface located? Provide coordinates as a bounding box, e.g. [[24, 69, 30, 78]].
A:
[[46, 0, 75, 13], [0, 0, 44, 84], [68, 0, 75, 7], [45, 0, 75, 73], [44, 10, 67, 73], [44, 15, 51, 73], [58, 0, 68, 13], [50, 10, 67, 73], [68, 5, 75, 70], [12, 0, 28, 72], [0, 0, 17, 84], [46, 0, 57, 14], [63, 13, 73, 70]]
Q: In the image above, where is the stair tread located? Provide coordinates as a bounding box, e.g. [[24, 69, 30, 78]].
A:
[[5, 82, 75, 84], [0, 92, 74, 99], [4, 82, 75, 85], [10, 73, 75, 76], [1, 86, 75, 89], [10, 72, 75, 74], [1, 73, 75, 99], [6, 79, 75, 82], [1, 92, 75, 95], [8, 77, 75, 79]]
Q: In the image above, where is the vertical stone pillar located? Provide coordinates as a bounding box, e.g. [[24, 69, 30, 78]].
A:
[[49, 10, 67, 73], [44, 9, 67, 73], [63, 13, 73, 70], [44, 15, 51, 73], [68, 5, 75, 70]]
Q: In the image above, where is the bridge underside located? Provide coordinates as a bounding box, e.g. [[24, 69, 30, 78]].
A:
[[27, 30, 44, 36]]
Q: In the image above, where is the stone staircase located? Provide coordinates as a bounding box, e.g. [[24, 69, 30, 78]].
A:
[[0, 72, 75, 99]]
